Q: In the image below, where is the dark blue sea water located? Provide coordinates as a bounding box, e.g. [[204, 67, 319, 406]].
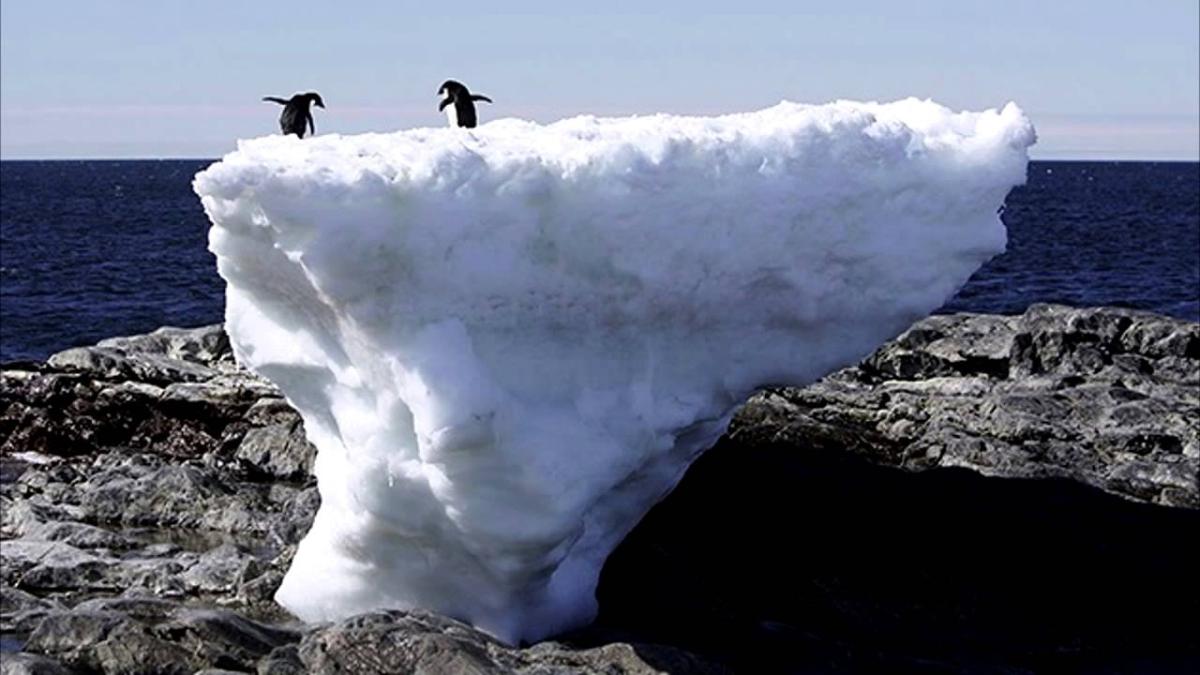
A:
[[1, 160, 1197, 363]]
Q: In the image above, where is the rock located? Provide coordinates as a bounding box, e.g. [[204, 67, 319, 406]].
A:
[[0, 325, 282, 467], [294, 610, 723, 675], [1, 585, 64, 634], [43, 324, 234, 386], [737, 304, 1199, 507], [12, 603, 715, 674], [0, 653, 78, 675], [242, 398, 300, 427], [237, 570, 284, 606], [235, 424, 314, 483], [94, 325, 232, 368], [256, 644, 304, 675], [170, 608, 302, 669], [23, 521, 131, 550], [294, 611, 504, 674], [21, 611, 131, 664], [23, 604, 299, 675], [0, 541, 115, 592], [265, 487, 320, 551], [0, 535, 275, 607], [48, 346, 217, 385], [70, 597, 181, 620], [74, 458, 278, 535], [179, 544, 262, 595]]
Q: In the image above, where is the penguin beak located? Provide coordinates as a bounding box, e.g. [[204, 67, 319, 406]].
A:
[[316, 101, 325, 108]]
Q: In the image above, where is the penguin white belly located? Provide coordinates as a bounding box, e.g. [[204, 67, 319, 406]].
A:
[[445, 105, 458, 128]]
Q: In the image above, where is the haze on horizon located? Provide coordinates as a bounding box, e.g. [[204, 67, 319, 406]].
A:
[[2, 1, 1197, 161]]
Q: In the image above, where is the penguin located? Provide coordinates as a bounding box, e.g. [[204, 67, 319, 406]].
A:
[[437, 80, 492, 128], [262, 92, 325, 138]]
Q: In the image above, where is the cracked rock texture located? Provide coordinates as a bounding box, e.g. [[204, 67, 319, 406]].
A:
[[736, 303, 1198, 507]]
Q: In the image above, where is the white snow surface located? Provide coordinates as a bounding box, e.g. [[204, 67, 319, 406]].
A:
[[194, 98, 1034, 644]]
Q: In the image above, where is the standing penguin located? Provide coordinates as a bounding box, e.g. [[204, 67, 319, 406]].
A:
[[262, 92, 325, 138], [437, 80, 492, 128]]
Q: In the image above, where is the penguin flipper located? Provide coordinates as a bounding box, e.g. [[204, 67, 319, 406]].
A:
[[471, 95, 493, 104], [307, 112, 316, 136], [439, 98, 453, 112], [263, 96, 289, 105]]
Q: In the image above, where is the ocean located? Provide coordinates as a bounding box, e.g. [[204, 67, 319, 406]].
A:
[[1, 160, 1197, 363]]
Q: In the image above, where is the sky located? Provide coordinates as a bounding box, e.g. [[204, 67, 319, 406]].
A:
[[1, 1, 1197, 160]]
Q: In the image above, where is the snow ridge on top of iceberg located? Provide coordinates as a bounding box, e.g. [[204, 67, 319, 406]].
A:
[[195, 99, 1034, 644]]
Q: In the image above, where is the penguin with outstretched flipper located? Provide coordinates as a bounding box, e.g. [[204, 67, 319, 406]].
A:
[[263, 92, 325, 138], [437, 80, 492, 128]]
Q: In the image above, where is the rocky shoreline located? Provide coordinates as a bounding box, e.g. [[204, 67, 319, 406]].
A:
[[1, 304, 1197, 673]]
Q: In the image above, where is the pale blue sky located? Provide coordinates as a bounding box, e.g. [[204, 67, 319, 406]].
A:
[[2, 1, 1197, 159]]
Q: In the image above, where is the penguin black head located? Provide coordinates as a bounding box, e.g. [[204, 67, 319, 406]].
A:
[[438, 80, 468, 99], [305, 92, 326, 108]]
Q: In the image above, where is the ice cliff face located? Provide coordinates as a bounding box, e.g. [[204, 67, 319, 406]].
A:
[[193, 99, 1035, 644]]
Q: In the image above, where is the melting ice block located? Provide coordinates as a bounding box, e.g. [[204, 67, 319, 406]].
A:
[[194, 99, 1034, 643]]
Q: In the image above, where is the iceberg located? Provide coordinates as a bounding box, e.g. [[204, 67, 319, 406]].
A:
[[194, 98, 1035, 644]]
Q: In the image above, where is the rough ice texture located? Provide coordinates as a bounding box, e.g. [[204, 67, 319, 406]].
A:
[[193, 99, 1035, 644]]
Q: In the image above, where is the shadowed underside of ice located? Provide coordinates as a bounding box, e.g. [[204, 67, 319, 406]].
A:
[[194, 99, 1034, 644]]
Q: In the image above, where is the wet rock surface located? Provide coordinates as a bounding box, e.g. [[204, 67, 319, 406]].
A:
[[2, 305, 1197, 673]]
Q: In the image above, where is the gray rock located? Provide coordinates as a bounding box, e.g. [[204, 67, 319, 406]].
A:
[[162, 374, 280, 413], [95, 324, 232, 368], [179, 544, 262, 595], [23, 521, 131, 550], [76, 460, 275, 534], [237, 570, 284, 606], [256, 644, 304, 675], [1, 585, 64, 633], [48, 346, 217, 385], [22, 610, 130, 662], [242, 398, 300, 427], [293, 610, 724, 675], [170, 608, 302, 670], [0, 653, 78, 675], [23, 604, 299, 675], [296, 611, 503, 674], [235, 423, 314, 482], [738, 304, 1200, 507], [0, 325, 282, 467], [0, 541, 115, 592], [71, 596, 181, 621], [41, 325, 234, 386], [266, 487, 320, 550], [1, 535, 274, 605]]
